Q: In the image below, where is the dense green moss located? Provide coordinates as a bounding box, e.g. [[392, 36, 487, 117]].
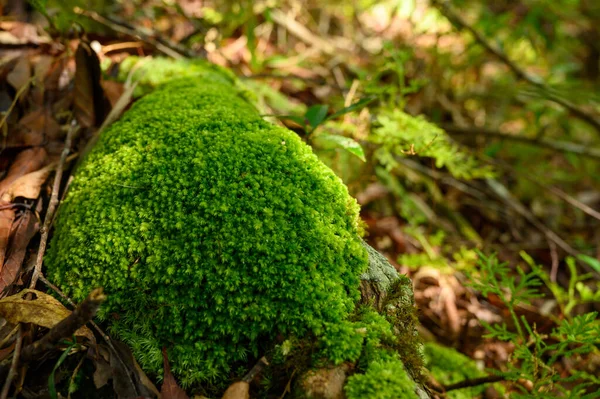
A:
[[424, 342, 486, 399], [345, 351, 418, 399], [46, 65, 368, 386]]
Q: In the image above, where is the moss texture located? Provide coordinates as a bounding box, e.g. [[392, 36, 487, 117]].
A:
[[46, 65, 368, 386], [424, 342, 486, 399], [345, 352, 418, 399]]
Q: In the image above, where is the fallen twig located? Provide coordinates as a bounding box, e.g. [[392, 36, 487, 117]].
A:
[[73, 8, 189, 59], [0, 325, 22, 399], [29, 120, 78, 289], [434, 0, 600, 134], [39, 275, 140, 394], [242, 356, 269, 383], [443, 124, 600, 160], [443, 374, 505, 392], [19, 288, 106, 363]]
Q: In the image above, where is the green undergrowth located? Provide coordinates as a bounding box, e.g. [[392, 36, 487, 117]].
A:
[[424, 342, 486, 399], [47, 60, 369, 388]]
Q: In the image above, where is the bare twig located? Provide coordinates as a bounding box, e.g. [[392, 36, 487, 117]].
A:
[[270, 9, 336, 55], [443, 374, 505, 392], [242, 356, 269, 383], [29, 120, 79, 289], [39, 276, 139, 394], [443, 124, 600, 160], [19, 288, 106, 362], [0, 325, 22, 399], [434, 0, 600, 133], [73, 8, 188, 59]]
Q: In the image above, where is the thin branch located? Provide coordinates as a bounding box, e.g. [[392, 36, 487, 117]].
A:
[[443, 125, 600, 160], [0, 325, 22, 399], [29, 120, 78, 289], [443, 374, 505, 392], [73, 8, 189, 59], [434, 0, 600, 134], [270, 9, 336, 55], [39, 275, 140, 394], [242, 356, 269, 383], [19, 288, 106, 363]]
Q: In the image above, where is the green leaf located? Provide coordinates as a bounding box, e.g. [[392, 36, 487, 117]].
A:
[[327, 97, 375, 121], [576, 254, 600, 273], [318, 134, 366, 161], [305, 105, 329, 132]]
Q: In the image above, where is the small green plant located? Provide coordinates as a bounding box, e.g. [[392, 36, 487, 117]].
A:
[[466, 252, 600, 398], [277, 98, 374, 162]]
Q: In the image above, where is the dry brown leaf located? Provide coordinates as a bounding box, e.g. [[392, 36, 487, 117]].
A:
[[161, 347, 189, 399], [20, 108, 62, 141], [221, 382, 249, 399], [0, 147, 48, 198], [74, 41, 107, 128], [0, 211, 39, 292], [1, 162, 56, 202], [100, 80, 125, 108], [103, 340, 160, 398], [7, 57, 31, 96], [0, 289, 94, 341], [0, 203, 16, 270], [0, 22, 50, 45]]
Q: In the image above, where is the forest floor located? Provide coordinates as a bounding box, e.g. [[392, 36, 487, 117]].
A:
[[0, 1, 599, 398]]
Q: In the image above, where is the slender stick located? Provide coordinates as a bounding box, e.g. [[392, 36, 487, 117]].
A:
[[19, 288, 106, 362], [443, 125, 600, 160], [434, 0, 600, 134], [443, 374, 505, 392], [39, 276, 139, 394], [73, 8, 187, 59], [0, 325, 22, 399], [29, 120, 78, 289]]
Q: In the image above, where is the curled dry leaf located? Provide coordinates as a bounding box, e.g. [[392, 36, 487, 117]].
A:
[[0, 147, 48, 198], [0, 289, 94, 341], [74, 41, 107, 128], [0, 210, 39, 292], [1, 160, 61, 202], [161, 347, 189, 399], [92, 340, 160, 398]]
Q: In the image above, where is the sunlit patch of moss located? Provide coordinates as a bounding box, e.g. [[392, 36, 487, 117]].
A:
[[345, 350, 418, 399], [424, 342, 486, 399], [46, 72, 368, 386]]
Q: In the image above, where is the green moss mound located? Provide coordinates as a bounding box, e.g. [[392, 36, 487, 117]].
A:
[[345, 353, 418, 399], [424, 342, 486, 399], [46, 65, 368, 386]]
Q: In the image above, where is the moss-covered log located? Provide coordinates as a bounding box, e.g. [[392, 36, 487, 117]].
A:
[[46, 58, 427, 397]]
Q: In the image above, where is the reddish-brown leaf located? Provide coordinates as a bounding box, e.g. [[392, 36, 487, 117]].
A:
[[0, 147, 48, 198], [0, 210, 39, 292], [2, 161, 57, 202], [161, 348, 189, 399], [0, 203, 15, 270], [101, 80, 125, 108], [74, 41, 107, 128]]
